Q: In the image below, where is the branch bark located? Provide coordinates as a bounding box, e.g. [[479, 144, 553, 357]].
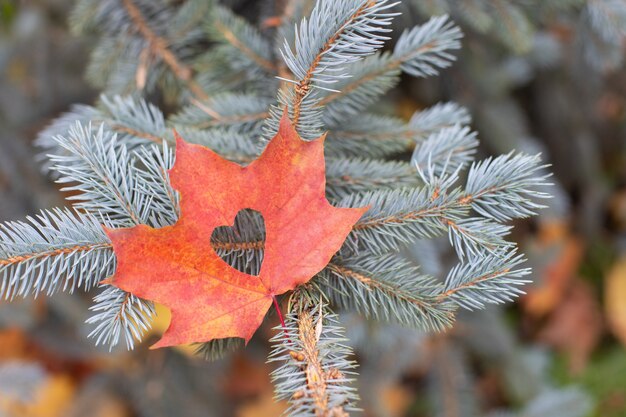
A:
[[121, 0, 208, 100]]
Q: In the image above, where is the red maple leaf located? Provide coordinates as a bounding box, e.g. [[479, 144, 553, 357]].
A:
[[105, 114, 367, 348]]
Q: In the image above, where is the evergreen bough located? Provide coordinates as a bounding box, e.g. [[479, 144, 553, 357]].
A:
[[0, 0, 568, 415]]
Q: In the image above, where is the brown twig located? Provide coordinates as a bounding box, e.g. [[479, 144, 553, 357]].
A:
[[0, 239, 265, 270], [112, 124, 164, 144], [121, 0, 208, 100], [295, 308, 349, 417], [214, 20, 278, 72], [317, 41, 437, 107], [327, 263, 442, 314], [190, 98, 271, 128], [436, 268, 512, 300], [443, 218, 497, 252], [352, 203, 458, 231], [110, 122, 254, 163], [350, 189, 490, 231], [190, 98, 224, 122], [291, 1, 376, 126], [211, 240, 265, 251], [0, 244, 112, 267]]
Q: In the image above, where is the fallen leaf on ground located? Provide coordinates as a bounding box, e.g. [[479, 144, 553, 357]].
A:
[[380, 384, 413, 417], [222, 354, 274, 399], [236, 392, 288, 417], [0, 372, 75, 417], [605, 255, 626, 347], [523, 228, 584, 317], [538, 280, 603, 374]]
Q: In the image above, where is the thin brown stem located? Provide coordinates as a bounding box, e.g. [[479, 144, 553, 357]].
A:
[[190, 98, 270, 128], [352, 203, 459, 231], [318, 58, 399, 107], [294, 308, 349, 417], [213, 20, 278, 72], [0, 244, 112, 267], [292, 0, 376, 126], [111, 122, 255, 163], [317, 42, 437, 107], [351, 187, 499, 231], [113, 292, 133, 323], [190, 98, 224, 123], [211, 240, 264, 251], [121, 0, 208, 100], [327, 263, 440, 314], [436, 267, 512, 300], [112, 124, 164, 144]]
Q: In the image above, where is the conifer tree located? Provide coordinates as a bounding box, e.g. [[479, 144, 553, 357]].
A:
[[1, 0, 600, 415]]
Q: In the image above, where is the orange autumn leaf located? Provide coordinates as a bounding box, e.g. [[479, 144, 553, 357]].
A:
[[523, 232, 584, 317], [538, 280, 602, 374], [106, 114, 367, 348]]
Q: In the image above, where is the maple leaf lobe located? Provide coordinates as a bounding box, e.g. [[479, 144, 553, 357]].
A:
[[106, 114, 366, 348]]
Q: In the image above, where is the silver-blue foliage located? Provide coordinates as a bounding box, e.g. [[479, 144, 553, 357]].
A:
[[0, 0, 557, 414]]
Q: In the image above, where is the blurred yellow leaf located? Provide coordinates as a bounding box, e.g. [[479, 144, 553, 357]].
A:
[[380, 384, 413, 417], [605, 256, 626, 346], [236, 393, 288, 417], [1, 374, 75, 417]]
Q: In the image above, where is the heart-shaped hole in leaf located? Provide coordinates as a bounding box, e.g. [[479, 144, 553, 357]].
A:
[[106, 117, 367, 347], [210, 209, 266, 276]]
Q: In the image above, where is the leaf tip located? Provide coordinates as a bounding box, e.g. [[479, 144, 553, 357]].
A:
[[278, 109, 295, 136], [99, 277, 114, 286], [172, 130, 191, 157]]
